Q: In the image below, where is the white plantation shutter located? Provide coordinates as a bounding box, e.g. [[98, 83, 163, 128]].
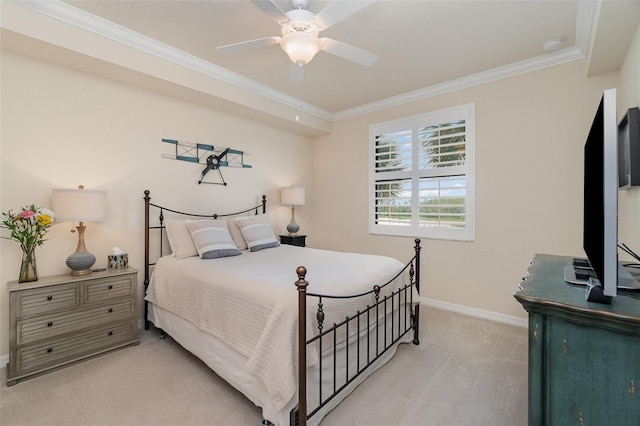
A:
[[370, 104, 475, 241], [374, 178, 412, 226]]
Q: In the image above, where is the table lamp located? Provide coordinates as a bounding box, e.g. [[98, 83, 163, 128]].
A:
[[51, 186, 107, 275], [281, 186, 305, 236]]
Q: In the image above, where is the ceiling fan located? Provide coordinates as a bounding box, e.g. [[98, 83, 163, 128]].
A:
[[217, 0, 378, 67]]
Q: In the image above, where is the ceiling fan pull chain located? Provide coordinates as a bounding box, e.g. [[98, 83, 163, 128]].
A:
[[296, 63, 304, 122]]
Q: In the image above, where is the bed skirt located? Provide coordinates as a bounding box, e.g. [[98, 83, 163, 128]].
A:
[[148, 303, 413, 425]]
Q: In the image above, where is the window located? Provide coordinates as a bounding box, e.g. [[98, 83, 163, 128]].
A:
[[369, 104, 475, 241]]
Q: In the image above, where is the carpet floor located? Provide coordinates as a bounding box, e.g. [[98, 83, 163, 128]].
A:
[[1, 307, 528, 426]]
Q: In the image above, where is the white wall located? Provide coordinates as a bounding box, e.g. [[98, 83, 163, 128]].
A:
[[0, 51, 314, 357], [618, 23, 640, 260], [311, 58, 621, 320]]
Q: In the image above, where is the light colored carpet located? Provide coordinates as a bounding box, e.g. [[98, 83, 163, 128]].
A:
[[1, 307, 528, 426]]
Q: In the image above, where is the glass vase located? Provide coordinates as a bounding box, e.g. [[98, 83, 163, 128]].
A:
[[19, 246, 38, 283]]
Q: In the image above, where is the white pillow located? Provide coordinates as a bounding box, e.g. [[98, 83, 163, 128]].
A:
[[227, 218, 248, 251], [235, 215, 280, 252], [186, 219, 241, 259], [165, 220, 198, 259]]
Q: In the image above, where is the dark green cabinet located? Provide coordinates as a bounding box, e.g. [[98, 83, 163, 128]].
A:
[[515, 254, 640, 425]]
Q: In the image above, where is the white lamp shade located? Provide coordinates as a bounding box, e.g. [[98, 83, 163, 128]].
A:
[[281, 31, 322, 65], [51, 188, 107, 222], [281, 186, 306, 206]]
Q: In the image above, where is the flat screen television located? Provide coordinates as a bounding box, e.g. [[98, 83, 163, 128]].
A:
[[583, 89, 618, 302], [618, 106, 640, 189], [583, 89, 640, 303]]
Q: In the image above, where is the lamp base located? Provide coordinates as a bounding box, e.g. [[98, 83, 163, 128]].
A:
[[66, 222, 96, 275], [66, 251, 96, 276], [287, 205, 300, 236], [286, 222, 300, 236]]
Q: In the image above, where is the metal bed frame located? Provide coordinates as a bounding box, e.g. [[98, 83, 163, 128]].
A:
[[143, 190, 421, 425]]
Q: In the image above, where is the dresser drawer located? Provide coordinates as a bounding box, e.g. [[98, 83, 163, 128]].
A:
[[15, 283, 80, 317], [16, 299, 134, 345], [14, 322, 135, 376], [85, 276, 134, 303]]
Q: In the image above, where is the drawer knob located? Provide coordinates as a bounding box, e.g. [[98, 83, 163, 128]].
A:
[[108, 285, 113, 290], [47, 347, 53, 353], [47, 321, 53, 327], [108, 308, 113, 313], [108, 331, 113, 336], [47, 295, 53, 301]]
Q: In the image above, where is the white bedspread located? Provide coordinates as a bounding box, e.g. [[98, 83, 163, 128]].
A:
[[145, 245, 411, 410]]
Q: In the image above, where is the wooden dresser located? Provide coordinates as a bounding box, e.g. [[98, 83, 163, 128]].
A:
[[514, 254, 640, 425], [7, 268, 139, 386]]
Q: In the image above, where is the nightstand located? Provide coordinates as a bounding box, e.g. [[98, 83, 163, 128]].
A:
[[6, 268, 139, 386], [280, 235, 306, 247]]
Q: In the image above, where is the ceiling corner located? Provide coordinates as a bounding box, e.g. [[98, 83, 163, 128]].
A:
[[585, 0, 640, 77]]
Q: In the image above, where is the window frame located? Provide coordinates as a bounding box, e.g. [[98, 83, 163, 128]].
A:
[[368, 103, 475, 241]]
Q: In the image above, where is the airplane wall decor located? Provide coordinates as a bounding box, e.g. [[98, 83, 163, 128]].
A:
[[161, 138, 252, 185]]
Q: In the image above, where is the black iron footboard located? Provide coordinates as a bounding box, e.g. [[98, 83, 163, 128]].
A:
[[294, 239, 421, 425]]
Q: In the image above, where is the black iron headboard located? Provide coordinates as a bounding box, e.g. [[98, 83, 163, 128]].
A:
[[143, 189, 266, 329]]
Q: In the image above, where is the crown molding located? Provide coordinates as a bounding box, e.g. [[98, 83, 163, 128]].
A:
[[10, 0, 596, 124], [575, 0, 597, 54], [9, 0, 333, 122], [334, 1, 597, 121], [333, 46, 586, 121]]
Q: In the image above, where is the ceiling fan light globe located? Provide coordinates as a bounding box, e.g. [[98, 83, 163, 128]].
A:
[[281, 31, 322, 65]]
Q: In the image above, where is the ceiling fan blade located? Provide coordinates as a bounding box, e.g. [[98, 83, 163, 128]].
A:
[[251, 0, 289, 25], [217, 36, 281, 54], [313, 0, 376, 31], [321, 38, 378, 67]]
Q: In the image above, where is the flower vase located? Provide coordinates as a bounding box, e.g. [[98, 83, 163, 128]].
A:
[[19, 247, 38, 283]]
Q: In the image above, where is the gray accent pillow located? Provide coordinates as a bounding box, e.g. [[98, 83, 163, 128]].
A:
[[186, 220, 241, 259], [235, 215, 280, 252]]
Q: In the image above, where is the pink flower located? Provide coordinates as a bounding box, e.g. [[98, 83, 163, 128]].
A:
[[19, 209, 35, 219]]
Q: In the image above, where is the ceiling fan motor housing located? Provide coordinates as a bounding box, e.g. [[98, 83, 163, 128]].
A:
[[291, 0, 311, 10], [284, 9, 317, 33]]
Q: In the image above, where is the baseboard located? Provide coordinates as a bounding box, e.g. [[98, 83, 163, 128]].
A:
[[420, 297, 528, 328]]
